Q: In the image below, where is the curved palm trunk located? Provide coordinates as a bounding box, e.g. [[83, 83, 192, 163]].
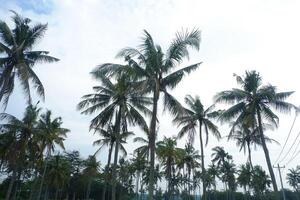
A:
[[148, 86, 159, 200], [102, 142, 114, 200], [257, 110, 278, 192], [111, 108, 122, 200], [199, 121, 207, 200]]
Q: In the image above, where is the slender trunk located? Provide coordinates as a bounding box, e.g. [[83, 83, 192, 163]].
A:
[[148, 86, 159, 200], [5, 169, 16, 200], [38, 149, 51, 200], [199, 121, 206, 200], [111, 107, 122, 200], [247, 142, 254, 171], [136, 171, 140, 199], [102, 142, 113, 200], [257, 110, 278, 192]]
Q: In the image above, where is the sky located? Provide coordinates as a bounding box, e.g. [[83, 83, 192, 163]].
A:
[[1, 0, 300, 190]]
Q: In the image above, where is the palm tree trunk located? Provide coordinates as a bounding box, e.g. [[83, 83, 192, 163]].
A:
[[148, 86, 159, 200], [111, 107, 122, 200], [5, 169, 16, 200], [199, 121, 207, 200], [37, 148, 51, 200], [102, 142, 113, 200], [247, 142, 254, 171], [136, 171, 140, 199], [256, 110, 278, 192]]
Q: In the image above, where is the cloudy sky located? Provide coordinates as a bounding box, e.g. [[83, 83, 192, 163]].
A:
[[1, 0, 300, 189]]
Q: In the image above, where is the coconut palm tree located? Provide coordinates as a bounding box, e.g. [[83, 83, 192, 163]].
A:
[[131, 152, 147, 199], [215, 70, 296, 191], [228, 122, 277, 170], [174, 95, 220, 198], [37, 110, 69, 200], [94, 29, 201, 199], [157, 136, 183, 199], [250, 165, 271, 198], [0, 11, 59, 108], [93, 124, 134, 200], [78, 74, 151, 200], [237, 163, 252, 198], [82, 155, 100, 199], [286, 167, 300, 193], [0, 104, 40, 200], [45, 154, 71, 200]]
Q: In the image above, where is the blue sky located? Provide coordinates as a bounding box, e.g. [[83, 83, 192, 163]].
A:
[[1, 0, 300, 190]]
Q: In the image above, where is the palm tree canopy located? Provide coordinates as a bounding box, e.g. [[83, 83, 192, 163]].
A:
[[77, 74, 151, 130], [174, 95, 221, 144], [0, 11, 59, 107], [215, 70, 295, 127], [92, 29, 201, 117], [37, 110, 69, 154], [93, 124, 134, 156]]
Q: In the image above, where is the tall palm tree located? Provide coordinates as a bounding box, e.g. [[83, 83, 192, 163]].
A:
[[157, 136, 183, 199], [94, 29, 201, 199], [237, 163, 252, 197], [179, 143, 200, 196], [36, 110, 69, 200], [78, 74, 151, 200], [174, 95, 220, 198], [0, 11, 59, 107], [82, 155, 100, 199], [228, 122, 277, 169], [214, 70, 296, 191], [0, 104, 40, 200], [93, 124, 133, 200], [131, 152, 147, 199]]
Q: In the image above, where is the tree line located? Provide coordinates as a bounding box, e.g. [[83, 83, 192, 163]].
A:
[[0, 11, 299, 200]]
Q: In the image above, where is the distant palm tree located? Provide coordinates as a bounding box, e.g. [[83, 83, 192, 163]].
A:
[[228, 122, 277, 169], [46, 154, 71, 200], [157, 137, 183, 199], [131, 152, 147, 199], [250, 165, 271, 197], [211, 146, 232, 167], [174, 95, 220, 198], [95, 29, 201, 199], [215, 70, 296, 191], [78, 75, 150, 200], [82, 155, 100, 199], [93, 124, 133, 200], [0, 11, 59, 107], [37, 110, 69, 200], [286, 167, 300, 194], [237, 163, 252, 197]]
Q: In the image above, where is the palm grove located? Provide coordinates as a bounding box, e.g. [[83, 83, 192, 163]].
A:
[[0, 11, 299, 200]]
